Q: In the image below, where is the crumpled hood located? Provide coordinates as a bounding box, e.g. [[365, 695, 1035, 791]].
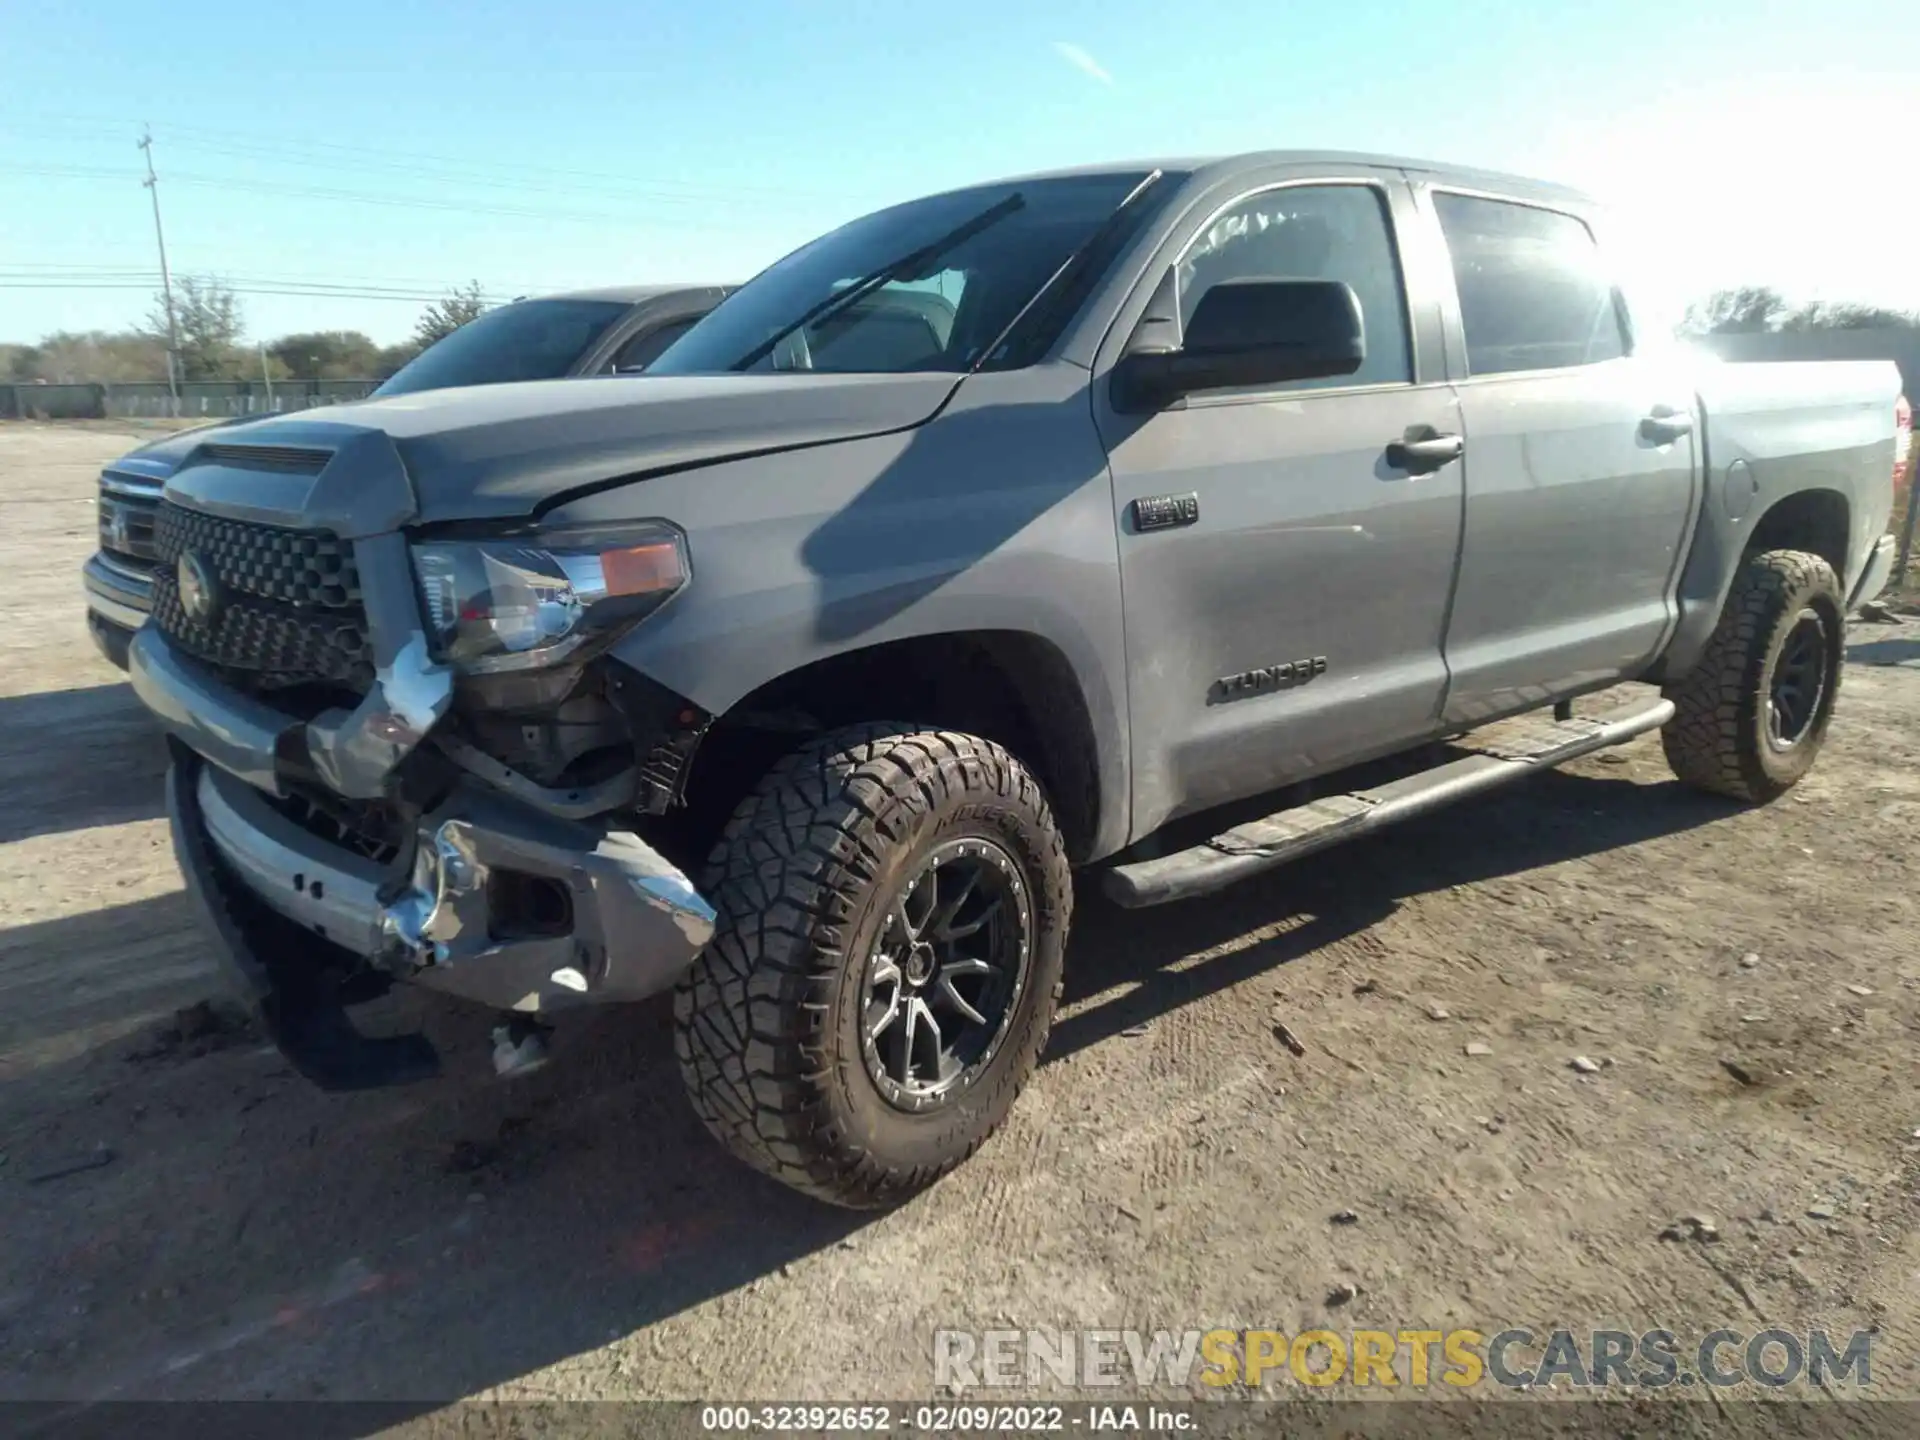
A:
[[182, 372, 960, 523]]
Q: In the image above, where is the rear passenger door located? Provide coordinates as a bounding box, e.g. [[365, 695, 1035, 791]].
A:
[[1095, 171, 1467, 841], [1424, 188, 1700, 725]]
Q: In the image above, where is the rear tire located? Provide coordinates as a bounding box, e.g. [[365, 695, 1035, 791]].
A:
[[674, 724, 1072, 1209], [1661, 548, 1844, 802]]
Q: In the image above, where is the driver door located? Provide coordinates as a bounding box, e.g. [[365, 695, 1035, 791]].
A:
[[1092, 170, 1466, 841]]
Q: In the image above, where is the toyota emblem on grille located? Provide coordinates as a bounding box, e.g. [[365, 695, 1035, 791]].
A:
[[177, 551, 222, 624]]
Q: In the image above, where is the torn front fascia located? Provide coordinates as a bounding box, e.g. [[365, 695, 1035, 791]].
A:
[[601, 659, 712, 815]]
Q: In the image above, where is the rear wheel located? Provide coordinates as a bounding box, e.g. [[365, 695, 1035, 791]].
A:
[[1661, 548, 1845, 801], [674, 724, 1071, 1208]]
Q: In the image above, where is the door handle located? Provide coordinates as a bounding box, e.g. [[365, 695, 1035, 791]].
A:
[[1385, 430, 1465, 474], [1639, 409, 1694, 444]]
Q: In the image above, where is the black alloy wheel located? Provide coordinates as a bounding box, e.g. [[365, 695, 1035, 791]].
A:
[[859, 837, 1032, 1113], [1661, 548, 1845, 802], [675, 724, 1073, 1208], [1766, 606, 1832, 751]]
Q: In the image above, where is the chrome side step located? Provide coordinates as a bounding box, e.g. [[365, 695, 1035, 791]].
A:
[[1102, 696, 1675, 908]]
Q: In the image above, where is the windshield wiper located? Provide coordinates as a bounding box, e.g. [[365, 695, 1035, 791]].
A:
[[729, 191, 1026, 372], [972, 170, 1164, 373]]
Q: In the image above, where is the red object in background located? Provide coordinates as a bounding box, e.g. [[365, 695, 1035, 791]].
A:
[[1895, 393, 1912, 497]]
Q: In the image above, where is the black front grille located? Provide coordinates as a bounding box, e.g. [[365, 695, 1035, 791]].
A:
[[98, 491, 161, 565], [151, 501, 372, 689], [153, 505, 360, 607]]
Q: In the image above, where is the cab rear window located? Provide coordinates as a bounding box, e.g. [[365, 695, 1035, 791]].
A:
[[377, 299, 630, 395]]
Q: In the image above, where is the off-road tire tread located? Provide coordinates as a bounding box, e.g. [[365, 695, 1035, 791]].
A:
[[674, 723, 1071, 1209], [1661, 548, 1842, 802]]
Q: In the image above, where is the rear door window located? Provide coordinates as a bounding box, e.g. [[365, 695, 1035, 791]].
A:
[[1432, 193, 1628, 376]]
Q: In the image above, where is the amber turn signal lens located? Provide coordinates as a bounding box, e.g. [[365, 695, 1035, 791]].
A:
[[601, 541, 687, 597]]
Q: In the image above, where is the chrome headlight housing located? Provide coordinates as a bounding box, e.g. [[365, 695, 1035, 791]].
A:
[[410, 522, 689, 674]]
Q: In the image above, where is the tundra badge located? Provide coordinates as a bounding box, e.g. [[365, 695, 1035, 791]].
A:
[[1210, 656, 1328, 703]]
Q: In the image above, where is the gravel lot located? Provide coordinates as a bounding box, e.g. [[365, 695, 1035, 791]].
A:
[[1, 423, 1916, 1429]]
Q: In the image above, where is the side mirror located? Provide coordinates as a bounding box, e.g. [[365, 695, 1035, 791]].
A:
[[1115, 278, 1366, 411]]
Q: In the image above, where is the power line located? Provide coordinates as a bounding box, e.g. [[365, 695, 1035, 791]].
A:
[[161, 138, 794, 208], [0, 281, 519, 303], [0, 272, 158, 282], [0, 269, 520, 297], [0, 261, 164, 271], [0, 261, 556, 290], [0, 264, 535, 301], [0, 118, 801, 332], [0, 112, 868, 206], [0, 161, 790, 232]]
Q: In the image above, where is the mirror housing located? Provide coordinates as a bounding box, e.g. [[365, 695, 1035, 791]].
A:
[[1115, 277, 1366, 411]]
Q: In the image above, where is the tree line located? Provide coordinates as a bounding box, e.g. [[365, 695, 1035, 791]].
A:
[[1681, 287, 1919, 335], [0, 277, 491, 386]]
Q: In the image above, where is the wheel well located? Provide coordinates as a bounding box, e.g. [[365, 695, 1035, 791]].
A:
[[1745, 489, 1850, 578], [674, 632, 1101, 866]]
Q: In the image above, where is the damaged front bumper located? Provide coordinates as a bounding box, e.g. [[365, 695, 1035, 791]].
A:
[[192, 756, 713, 1011], [139, 624, 715, 1090]]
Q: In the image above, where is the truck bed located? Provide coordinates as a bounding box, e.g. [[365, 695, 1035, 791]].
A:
[[1657, 355, 1902, 679], [1695, 357, 1899, 554]]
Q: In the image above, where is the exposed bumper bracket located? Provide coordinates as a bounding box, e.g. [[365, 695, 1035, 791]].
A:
[[167, 745, 441, 1090], [304, 532, 455, 799], [190, 754, 715, 1021]]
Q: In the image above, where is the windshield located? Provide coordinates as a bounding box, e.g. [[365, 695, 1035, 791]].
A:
[[374, 298, 629, 396], [648, 172, 1154, 376]]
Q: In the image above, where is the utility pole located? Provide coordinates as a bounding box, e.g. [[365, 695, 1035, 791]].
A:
[[138, 126, 181, 415]]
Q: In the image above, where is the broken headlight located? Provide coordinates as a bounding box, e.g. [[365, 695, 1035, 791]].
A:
[[410, 523, 689, 674]]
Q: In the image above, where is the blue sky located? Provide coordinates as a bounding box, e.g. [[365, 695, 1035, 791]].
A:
[[2, 0, 1913, 347]]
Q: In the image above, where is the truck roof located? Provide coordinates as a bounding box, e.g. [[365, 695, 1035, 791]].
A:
[[979, 151, 1595, 208]]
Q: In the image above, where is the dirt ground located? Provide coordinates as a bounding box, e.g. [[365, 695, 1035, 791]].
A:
[[0, 423, 1916, 1426]]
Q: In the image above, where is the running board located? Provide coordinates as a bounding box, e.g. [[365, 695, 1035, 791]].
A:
[[1102, 696, 1675, 908]]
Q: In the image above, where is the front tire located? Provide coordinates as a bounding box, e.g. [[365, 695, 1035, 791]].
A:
[[674, 724, 1072, 1209], [1661, 548, 1845, 802]]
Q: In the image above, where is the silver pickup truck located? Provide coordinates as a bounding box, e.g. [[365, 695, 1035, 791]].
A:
[[123, 152, 1905, 1209]]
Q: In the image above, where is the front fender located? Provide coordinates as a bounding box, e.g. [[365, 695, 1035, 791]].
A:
[[546, 365, 1134, 860]]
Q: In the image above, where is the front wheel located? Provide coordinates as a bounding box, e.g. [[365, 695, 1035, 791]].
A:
[[1661, 548, 1845, 802], [674, 724, 1072, 1209]]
